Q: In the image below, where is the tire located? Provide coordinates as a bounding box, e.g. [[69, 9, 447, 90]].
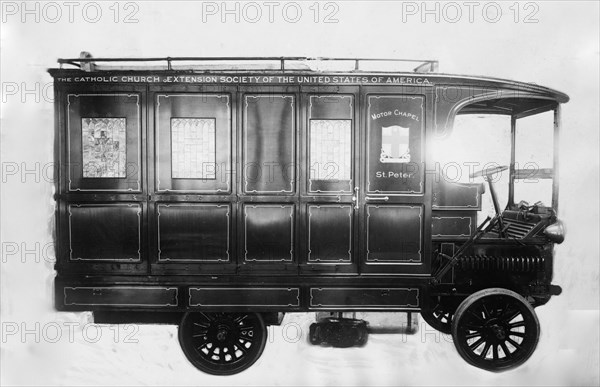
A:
[[451, 288, 540, 372], [178, 312, 267, 375]]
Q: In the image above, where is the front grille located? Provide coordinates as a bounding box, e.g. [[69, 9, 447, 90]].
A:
[[459, 255, 545, 272]]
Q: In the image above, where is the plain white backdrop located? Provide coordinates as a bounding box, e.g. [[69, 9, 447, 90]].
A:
[[1, 1, 598, 385]]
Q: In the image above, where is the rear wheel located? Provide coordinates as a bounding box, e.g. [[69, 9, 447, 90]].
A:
[[178, 312, 267, 375], [451, 288, 540, 371]]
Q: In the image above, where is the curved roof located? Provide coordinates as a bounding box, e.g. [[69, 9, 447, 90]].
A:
[[432, 72, 569, 103]]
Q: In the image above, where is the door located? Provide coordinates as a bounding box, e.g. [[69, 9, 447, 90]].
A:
[[359, 89, 432, 275], [299, 86, 360, 274]]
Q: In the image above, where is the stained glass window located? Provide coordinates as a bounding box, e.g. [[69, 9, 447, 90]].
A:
[[82, 118, 127, 178], [171, 118, 216, 179], [380, 125, 410, 163], [309, 119, 351, 180]]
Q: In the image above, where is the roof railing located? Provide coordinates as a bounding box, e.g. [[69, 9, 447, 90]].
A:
[[57, 52, 439, 73]]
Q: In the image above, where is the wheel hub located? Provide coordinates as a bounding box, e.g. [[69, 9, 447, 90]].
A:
[[482, 319, 508, 342], [216, 329, 228, 342], [489, 324, 506, 341]]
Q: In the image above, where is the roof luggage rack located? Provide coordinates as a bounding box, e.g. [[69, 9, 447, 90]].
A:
[[58, 52, 439, 73]]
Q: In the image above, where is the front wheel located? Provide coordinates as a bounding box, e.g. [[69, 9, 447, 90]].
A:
[[178, 312, 267, 375], [451, 288, 540, 372]]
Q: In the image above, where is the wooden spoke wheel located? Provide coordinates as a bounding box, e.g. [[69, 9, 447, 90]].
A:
[[420, 295, 461, 334], [178, 312, 267, 375], [451, 288, 540, 372]]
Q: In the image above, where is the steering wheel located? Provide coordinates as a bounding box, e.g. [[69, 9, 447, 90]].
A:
[[469, 165, 509, 179]]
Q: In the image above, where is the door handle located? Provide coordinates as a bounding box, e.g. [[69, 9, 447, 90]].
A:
[[351, 187, 359, 209], [366, 196, 389, 201]]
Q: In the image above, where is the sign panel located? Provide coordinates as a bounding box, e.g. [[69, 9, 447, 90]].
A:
[[54, 73, 433, 86], [367, 95, 424, 194]]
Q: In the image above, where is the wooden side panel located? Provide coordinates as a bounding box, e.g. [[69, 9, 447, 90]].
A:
[[155, 93, 232, 193], [243, 94, 296, 194], [366, 205, 423, 263], [67, 93, 142, 192], [68, 203, 141, 262], [63, 286, 178, 307], [157, 203, 230, 262], [307, 205, 352, 263], [432, 211, 475, 238], [243, 204, 295, 262], [189, 287, 300, 307], [309, 288, 419, 309], [432, 181, 484, 210]]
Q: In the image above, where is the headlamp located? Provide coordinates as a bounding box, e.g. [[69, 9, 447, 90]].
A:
[[544, 220, 565, 244]]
